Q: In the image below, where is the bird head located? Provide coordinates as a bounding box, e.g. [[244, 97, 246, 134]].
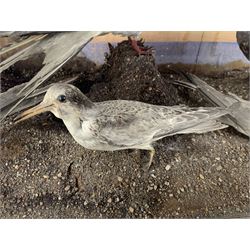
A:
[[15, 84, 94, 123]]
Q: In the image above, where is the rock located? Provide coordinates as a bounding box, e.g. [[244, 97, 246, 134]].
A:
[[216, 166, 223, 171], [165, 165, 171, 171], [236, 207, 241, 212], [13, 165, 19, 170], [129, 207, 134, 213], [199, 174, 205, 180]]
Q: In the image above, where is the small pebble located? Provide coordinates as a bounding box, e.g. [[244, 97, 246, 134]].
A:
[[64, 185, 70, 191], [165, 165, 171, 171], [169, 194, 173, 197], [107, 198, 112, 203], [43, 175, 49, 179], [57, 173, 62, 178], [216, 166, 223, 171], [14, 165, 19, 170], [129, 207, 134, 213], [180, 187, 185, 192], [84, 201, 88, 206], [151, 174, 156, 178], [199, 174, 205, 180], [218, 177, 223, 182], [117, 176, 123, 182]]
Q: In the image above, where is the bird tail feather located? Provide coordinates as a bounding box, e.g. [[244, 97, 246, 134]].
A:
[[179, 120, 228, 134]]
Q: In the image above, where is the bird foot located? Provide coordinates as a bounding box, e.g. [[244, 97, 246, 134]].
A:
[[128, 37, 153, 55]]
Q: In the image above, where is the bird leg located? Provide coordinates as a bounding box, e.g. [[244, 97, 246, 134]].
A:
[[148, 148, 155, 167], [141, 147, 155, 169], [128, 36, 153, 55]]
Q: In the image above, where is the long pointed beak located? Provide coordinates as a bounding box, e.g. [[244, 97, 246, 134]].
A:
[[14, 102, 54, 123]]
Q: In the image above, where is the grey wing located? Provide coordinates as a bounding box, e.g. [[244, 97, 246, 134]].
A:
[[0, 76, 78, 118], [0, 31, 102, 121], [0, 31, 54, 38], [152, 106, 228, 139], [96, 112, 162, 148], [173, 73, 236, 107], [94, 105, 227, 148], [110, 31, 141, 37], [173, 72, 250, 136]]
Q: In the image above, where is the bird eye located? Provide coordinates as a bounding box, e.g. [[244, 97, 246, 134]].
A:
[[57, 95, 66, 103]]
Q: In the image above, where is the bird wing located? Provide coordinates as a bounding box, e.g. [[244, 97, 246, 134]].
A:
[[0, 76, 78, 118], [0, 31, 102, 121], [173, 72, 236, 107], [95, 112, 162, 147], [0, 31, 141, 122], [152, 106, 228, 139], [173, 72, 250, 136], [94, 101, 227, 148], [0, 34, 45, 59]]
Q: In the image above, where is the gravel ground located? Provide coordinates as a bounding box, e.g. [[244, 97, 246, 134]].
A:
[[0, 40, 249, 218]]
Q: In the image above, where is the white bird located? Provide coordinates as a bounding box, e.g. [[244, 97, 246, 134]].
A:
[[15, 83, 229, 167]]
